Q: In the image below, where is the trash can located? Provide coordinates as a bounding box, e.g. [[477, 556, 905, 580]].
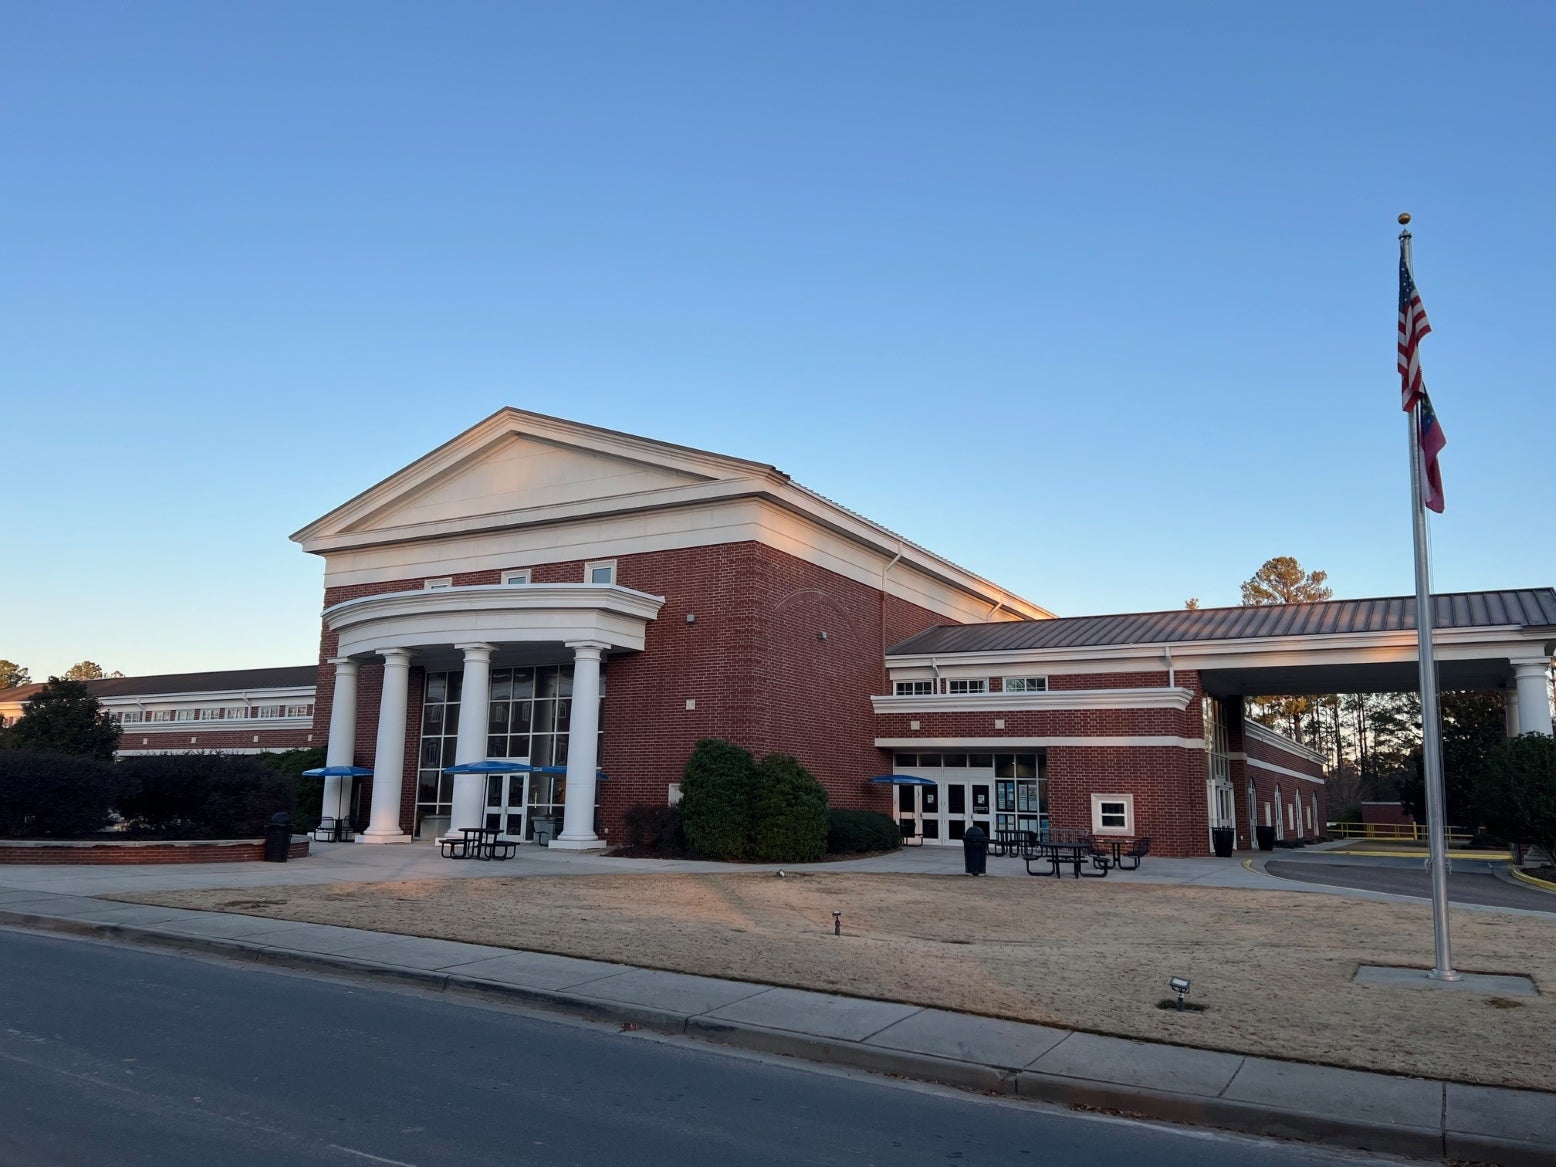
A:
[[962, 824, 988, 875], [532, 815, 563, 847], [1211, 826, 1235, 858], [1255, 825, 1276, 852], [263, 812, 292, 863]]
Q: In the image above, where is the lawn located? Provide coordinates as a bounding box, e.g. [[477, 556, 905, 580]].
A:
[[114, 872, 1555, 1092]]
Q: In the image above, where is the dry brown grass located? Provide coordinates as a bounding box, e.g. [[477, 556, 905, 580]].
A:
[[115, 873, 1555, 1092]]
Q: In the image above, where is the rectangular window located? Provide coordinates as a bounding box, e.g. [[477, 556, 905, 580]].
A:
[[947, 679, 986, 694], [585, 559, 616, 585], [285, 704, 313, 718], [1091, 794, 1133, 835], [119, 710, 143, 723], [255, 704, 284, 719], [150, 710, 174, 722], [893, 680, 933, 696], [1003, 676, 1048, 693], [174, 709, 198, 722], [502, 570, 531, 585], [424, 577, 453, 591]]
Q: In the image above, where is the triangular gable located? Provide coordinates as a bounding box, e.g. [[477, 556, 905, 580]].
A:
[[342, 432, 711, 534], [293, 407, 778, 548]]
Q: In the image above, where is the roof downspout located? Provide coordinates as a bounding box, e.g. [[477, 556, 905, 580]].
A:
[[987, 598, 1004, 622], [1164, 645, 1175, 689], [879, 545, 904, 691]]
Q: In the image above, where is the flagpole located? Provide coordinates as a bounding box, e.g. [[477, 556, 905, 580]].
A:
[[1400, 213, 1458, 981]]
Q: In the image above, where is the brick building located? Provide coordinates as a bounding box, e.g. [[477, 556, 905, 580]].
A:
[[291, 408, 1556, 858], [0, 667, 318, 756]]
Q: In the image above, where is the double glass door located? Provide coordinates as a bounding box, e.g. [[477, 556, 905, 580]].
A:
[[897, 781, 993, 842], [484, 760, 530, 841]]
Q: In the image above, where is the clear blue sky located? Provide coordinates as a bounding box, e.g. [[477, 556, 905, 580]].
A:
[[4, 2, 1552, 679]]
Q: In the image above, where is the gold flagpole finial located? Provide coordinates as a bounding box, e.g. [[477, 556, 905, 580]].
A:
[[1398, 212, 1412, 225]]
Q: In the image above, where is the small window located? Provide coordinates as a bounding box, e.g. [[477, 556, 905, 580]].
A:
[[174, 709, 198, 722], [947, 679, 986, 695], [893, 680, 933, 696], [585, 559, 616, 585], [424, 577, 453, 591], [894, 753, 917, 767], [502, 570, 531, 586], [1091, 793, 1133, 835], [1004, 676, 1048, 693]]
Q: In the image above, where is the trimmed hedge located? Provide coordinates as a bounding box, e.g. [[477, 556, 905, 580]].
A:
[[623, 803, 686, 854], [677, 740, 831, 863], [117, 754, 298, 839], [679, 739, 758, 860], [826, 808, 902, 854], [0, 750, 128, 838], [748, 753, 828, 863]]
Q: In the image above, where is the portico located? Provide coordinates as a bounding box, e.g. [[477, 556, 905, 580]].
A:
[[320, 583, 664, 848]]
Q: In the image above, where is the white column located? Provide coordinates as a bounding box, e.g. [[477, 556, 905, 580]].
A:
[[362, 649, 414, 843], [448, 643, 497, 837], [552, 641, 608, 851], [1505, 686, 1521, 738], [323, 657, 359, 823], [1513, 661, 1553, 737]]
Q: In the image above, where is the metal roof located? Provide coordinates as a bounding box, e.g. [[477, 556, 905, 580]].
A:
[[886, 588, 1556, 657], [0, 665, 318, 704]]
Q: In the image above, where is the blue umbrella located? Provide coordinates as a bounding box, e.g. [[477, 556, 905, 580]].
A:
[[867, 774, 938, 786], [443, 759, 534, 774], [526, 765, 607, 779], [302, 766, 375, 825]]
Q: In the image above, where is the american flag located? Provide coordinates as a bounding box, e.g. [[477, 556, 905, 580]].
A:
[[1418, 391, 1446, 513], [1398, 249, 1431, 411]]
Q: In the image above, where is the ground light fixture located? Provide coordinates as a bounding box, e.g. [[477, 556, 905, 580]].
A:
[[832, 911, 842, 936], [1169, 976, 1191, 1011]]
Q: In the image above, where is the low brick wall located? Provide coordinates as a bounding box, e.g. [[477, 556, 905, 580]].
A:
[[0, 837, 311, 864]]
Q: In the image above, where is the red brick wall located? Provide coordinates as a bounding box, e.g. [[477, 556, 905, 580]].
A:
[[313, 541, 954, 837], [1236, 707, 1327, 844], [0, 838, 311, 864], [873, 672, 1218, 857]]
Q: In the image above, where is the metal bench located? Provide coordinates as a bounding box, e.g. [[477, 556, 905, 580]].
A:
[[991, 828, 1035, 857], [1115, 836, 1151, 870]]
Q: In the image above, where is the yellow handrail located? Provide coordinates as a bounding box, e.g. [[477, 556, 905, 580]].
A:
[[1324, 821, 1472, 843]]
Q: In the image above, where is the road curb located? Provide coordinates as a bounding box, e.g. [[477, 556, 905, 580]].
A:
[[3, 907, 1551, 1166], [1507, 866, 1556, 893]]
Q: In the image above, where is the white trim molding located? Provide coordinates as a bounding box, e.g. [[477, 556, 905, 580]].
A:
[[1235, 753, 1326, 785], [1242, 720, 1327, 766], [871, 687, 1196, 715], [876, 736, 1207, 750], [324, 582, 666, 657]]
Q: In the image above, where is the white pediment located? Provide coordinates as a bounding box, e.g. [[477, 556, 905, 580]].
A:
[[293, 408, 777, 550], [343, 433, 715, 534]]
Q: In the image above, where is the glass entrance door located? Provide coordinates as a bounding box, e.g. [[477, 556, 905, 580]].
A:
[[483, 759, 530, 841]]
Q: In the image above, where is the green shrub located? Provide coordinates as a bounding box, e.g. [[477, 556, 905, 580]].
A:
[[623, 803, 686, 854], [748, 753, 828, 863], [0, 750, 127, 838], [256, 747, 327, 832], [118, 754, 298, 838], [1479, 733, 1556, 866], [679, 739, 757, 860], [826, 808, 901, 854]]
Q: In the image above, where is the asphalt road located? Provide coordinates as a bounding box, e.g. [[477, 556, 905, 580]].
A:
[[1265, 859, 1554, 911], [0, 928, 1402, 1167]]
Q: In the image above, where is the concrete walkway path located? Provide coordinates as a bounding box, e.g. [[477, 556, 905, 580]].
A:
[[1, 883, 1551, 1166]]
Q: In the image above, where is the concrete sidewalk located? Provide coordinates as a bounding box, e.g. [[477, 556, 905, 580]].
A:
[[2, 885, 1551, 1166]]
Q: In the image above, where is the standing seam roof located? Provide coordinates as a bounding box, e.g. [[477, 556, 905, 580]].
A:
[[886, 589, 1556, 656]]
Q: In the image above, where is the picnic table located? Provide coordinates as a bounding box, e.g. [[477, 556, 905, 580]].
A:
[[1023, 838, 1110, 879], [439, 826, 517, 860]]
